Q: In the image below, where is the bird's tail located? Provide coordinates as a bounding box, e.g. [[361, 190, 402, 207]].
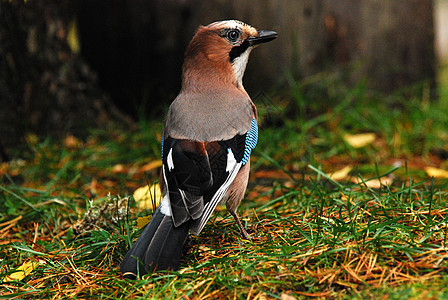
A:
[[120, 207, 191, 279]]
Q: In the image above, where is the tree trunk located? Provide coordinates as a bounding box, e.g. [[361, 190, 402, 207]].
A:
[[0, 0, 131, 160]]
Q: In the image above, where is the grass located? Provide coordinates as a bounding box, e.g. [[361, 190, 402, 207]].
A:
[[1, 70, 448, 299]]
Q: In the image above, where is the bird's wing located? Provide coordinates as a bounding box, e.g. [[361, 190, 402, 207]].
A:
[[161, 117, 258, 235], [192, 117, 258, 235], [160, 138, 212, 226]]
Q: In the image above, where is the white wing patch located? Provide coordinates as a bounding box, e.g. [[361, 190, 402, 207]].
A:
[[226, 148, 237, 172], [159, 165, 172, 216], [167, 148, 174, 171], [159, 193, 172, 216]]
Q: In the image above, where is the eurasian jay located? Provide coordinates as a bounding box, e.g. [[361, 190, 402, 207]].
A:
[[120, 20, 277, 278]]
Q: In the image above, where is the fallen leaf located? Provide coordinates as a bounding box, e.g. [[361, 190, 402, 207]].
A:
[[0, 162, 8, 177], [198, 245, 211, 252], [64, 135, 81, 148], [67, 19, 80, 54], [425, 167, 448, 178], [134, 183, 163, 210], [139, 160, 163, 173], [136, 215, 152, 229], [2, 261, 38, 283], [112, 164, 126, 174], [355, 177, 393, 188], [344, 133, 376, 148], [89, 178, 98, 195], [327, 165, 352, 181], [281, 293, 296, 300]]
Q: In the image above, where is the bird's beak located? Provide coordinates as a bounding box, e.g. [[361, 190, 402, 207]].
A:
[[247, 30, 278, 46]]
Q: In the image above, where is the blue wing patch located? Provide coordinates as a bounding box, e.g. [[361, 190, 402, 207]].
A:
[[161, 130, 165, 160], [242, 118, 258, 165], [162, 118, 257, 166]]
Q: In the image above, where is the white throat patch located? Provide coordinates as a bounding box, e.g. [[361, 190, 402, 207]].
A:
[[232, 47, 253, 88]]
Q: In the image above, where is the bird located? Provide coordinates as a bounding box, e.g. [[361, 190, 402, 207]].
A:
[[120, 20, 277, 278]]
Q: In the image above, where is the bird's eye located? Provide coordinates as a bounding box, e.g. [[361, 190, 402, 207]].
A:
[[227, 30, 240, 42]]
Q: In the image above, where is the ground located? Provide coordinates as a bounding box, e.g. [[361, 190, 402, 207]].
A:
[[1, 71, 448, 299]]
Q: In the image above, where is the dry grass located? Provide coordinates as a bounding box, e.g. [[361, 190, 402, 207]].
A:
[[2, 78, 448, 299]]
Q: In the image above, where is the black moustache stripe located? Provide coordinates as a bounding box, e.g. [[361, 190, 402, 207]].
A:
[[229, 40, 249, 63]]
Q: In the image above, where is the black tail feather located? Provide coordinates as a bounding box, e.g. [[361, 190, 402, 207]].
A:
[[120, 207, 190, 278], [120, 207, 165, 278], [145, 215, 191, 271]]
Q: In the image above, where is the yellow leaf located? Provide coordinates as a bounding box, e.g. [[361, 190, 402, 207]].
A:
[[136, 215, 152, 229], [425, 167, 448, 178], [67, 19, 80, 54], [2, 261, 38, 283], [134, 183, 163, 211], [344, 133, 376, 148], [327, 165, 352, 181], [139, 160, 163, 172], [355, 177, 393, 188]]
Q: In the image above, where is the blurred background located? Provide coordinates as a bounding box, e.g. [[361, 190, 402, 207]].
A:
[[0, 0, 447, 160]]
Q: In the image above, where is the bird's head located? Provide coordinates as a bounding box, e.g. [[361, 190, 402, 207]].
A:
[[182, 20, 277, 90]]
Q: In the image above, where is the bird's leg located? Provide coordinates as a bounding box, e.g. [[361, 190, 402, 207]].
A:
[[228, 209, 252, 240], [225, 161, 252, 240]]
